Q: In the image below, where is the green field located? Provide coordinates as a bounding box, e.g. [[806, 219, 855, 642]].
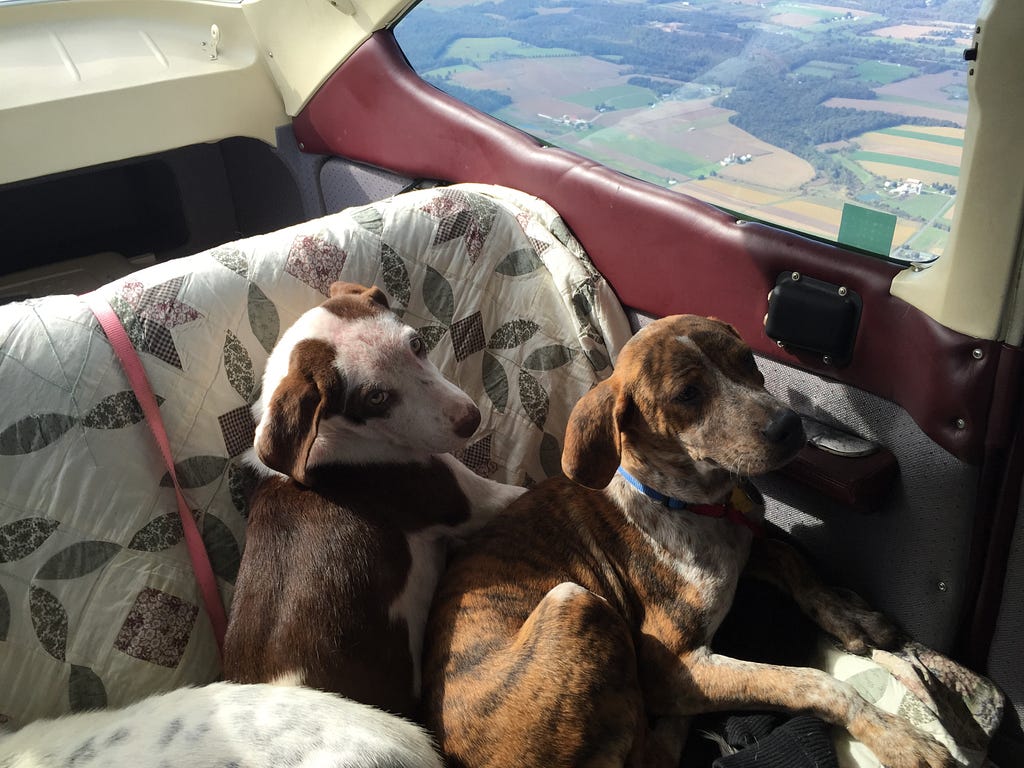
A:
[[881, 191, 951, 219], [797, 60, 849, 79], [876, 127, 964, 146], [584, 129, 713, 176], [902, 225, 948, 252], [851, 151, 960, 176], [837, 154, 875, 184], [855, 60, 917, 84], [566, 85, 658, 110], [768, 3, 883, 26], [796, 65, 844, 78], [423, 64, 478, 79], [770, 3, 836, 20], [563, 143, 675, 186], [444, 37, 576, 63], [877, 94, 967, 111], [748, 22, 816, 43]]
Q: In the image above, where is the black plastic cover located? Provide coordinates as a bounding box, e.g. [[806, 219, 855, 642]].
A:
[[765, 272, 862, 366]]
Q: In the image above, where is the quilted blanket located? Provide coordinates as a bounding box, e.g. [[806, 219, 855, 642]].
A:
[[0, 183, 631, 727]]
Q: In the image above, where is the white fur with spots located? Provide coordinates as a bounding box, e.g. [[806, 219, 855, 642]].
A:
[[0, 682, 442, 768]]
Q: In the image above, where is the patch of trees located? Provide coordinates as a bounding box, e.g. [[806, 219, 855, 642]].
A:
[[753, 30, 962, 85], [719, 66, 953, 153], [424, 78, 512, 114], [627, 76, 680, 97], [396, 0, 749, 79]]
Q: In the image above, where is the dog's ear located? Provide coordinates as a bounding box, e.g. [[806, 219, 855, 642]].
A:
[[707, 316, 742, 339], [329, 281, 389, 309], [562, 375, 631, 489], [255, 341, 339, 486]]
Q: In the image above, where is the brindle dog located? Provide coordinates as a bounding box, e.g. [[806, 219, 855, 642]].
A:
[[423, 314, 953, 768]]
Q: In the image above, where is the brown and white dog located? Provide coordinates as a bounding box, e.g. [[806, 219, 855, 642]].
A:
[[423, 314, 954, 768], [223, 281, 524, 718]]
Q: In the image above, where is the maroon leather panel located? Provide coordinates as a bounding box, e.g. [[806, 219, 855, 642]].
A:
[[293, 31, 999, 464]]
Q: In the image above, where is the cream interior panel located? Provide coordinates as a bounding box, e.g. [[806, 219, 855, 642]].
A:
[[0, 0, 288, 186], [239, 0, 423, 116]]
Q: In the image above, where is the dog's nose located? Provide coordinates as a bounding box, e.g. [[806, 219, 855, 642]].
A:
[[762, 408, 803, 445], [453, 404, 482, 439]]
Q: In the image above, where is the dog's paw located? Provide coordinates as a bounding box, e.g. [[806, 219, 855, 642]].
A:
[[855, 707, 957, 768], [812, 587, 900, 654], [876, 730, 956, 768]]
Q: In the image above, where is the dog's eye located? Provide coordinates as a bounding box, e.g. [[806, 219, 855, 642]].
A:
[[410, 336, 426, 357], [677, 385, 700, 404], [367, 390, 389, 407]]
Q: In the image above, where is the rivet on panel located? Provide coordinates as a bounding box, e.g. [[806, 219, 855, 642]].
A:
[[791, 272, 801, 282], [776, 340, 786, 349], [972, 348, 983, 360], [955, 418, 966, 430], [298, 142, 305, 151], [838, 286, 848, 296], [937, 581, 948, 593], [822, 355, 833, 366]]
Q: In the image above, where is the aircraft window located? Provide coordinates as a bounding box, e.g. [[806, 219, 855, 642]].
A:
[[394, 0, 981, 264]]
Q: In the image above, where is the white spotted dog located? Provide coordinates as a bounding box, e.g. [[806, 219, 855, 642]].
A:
[[0, 681, 442, 768], [223, 281, 525, 719]]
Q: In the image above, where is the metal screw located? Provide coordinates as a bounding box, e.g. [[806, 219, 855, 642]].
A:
[[791, 272, 801, 282], [938, 581, 948, 593], [838, 286, 848, 296], [776, 340, 786, 348], [268, 50, 274, 58], [972, 348, 983, 360], [822, 355, 833, 365], [298, 142, 305, 151], [955, 418, 966, 430]]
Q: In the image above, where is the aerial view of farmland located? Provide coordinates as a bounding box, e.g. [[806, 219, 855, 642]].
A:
[[396, 0, 977, 260]]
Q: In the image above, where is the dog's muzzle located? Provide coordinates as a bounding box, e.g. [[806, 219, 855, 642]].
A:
[[762, 408, 804, 448]]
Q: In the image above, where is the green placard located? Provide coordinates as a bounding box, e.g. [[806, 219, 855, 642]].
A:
[[837, 203, 898, 256]]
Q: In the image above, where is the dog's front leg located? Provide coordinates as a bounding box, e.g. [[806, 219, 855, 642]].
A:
[[438, 454, 526, 533], [744, 536, 899, 653], [675, 651, 955, 768]]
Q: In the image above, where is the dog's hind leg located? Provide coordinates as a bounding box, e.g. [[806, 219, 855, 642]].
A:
[[431, 582, 648, 768], [671, 650, 955, 768]]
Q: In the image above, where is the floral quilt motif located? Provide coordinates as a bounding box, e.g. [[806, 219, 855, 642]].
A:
[[110, 276, 203, 369]]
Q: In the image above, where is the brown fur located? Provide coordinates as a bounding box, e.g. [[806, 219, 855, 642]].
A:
[[224, 281, 525, 719], [423, 314, 954, 768], [226, 459, 471, 717]]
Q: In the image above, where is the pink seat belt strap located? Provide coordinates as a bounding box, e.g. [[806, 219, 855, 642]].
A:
[[83, 291, 228, 658]]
